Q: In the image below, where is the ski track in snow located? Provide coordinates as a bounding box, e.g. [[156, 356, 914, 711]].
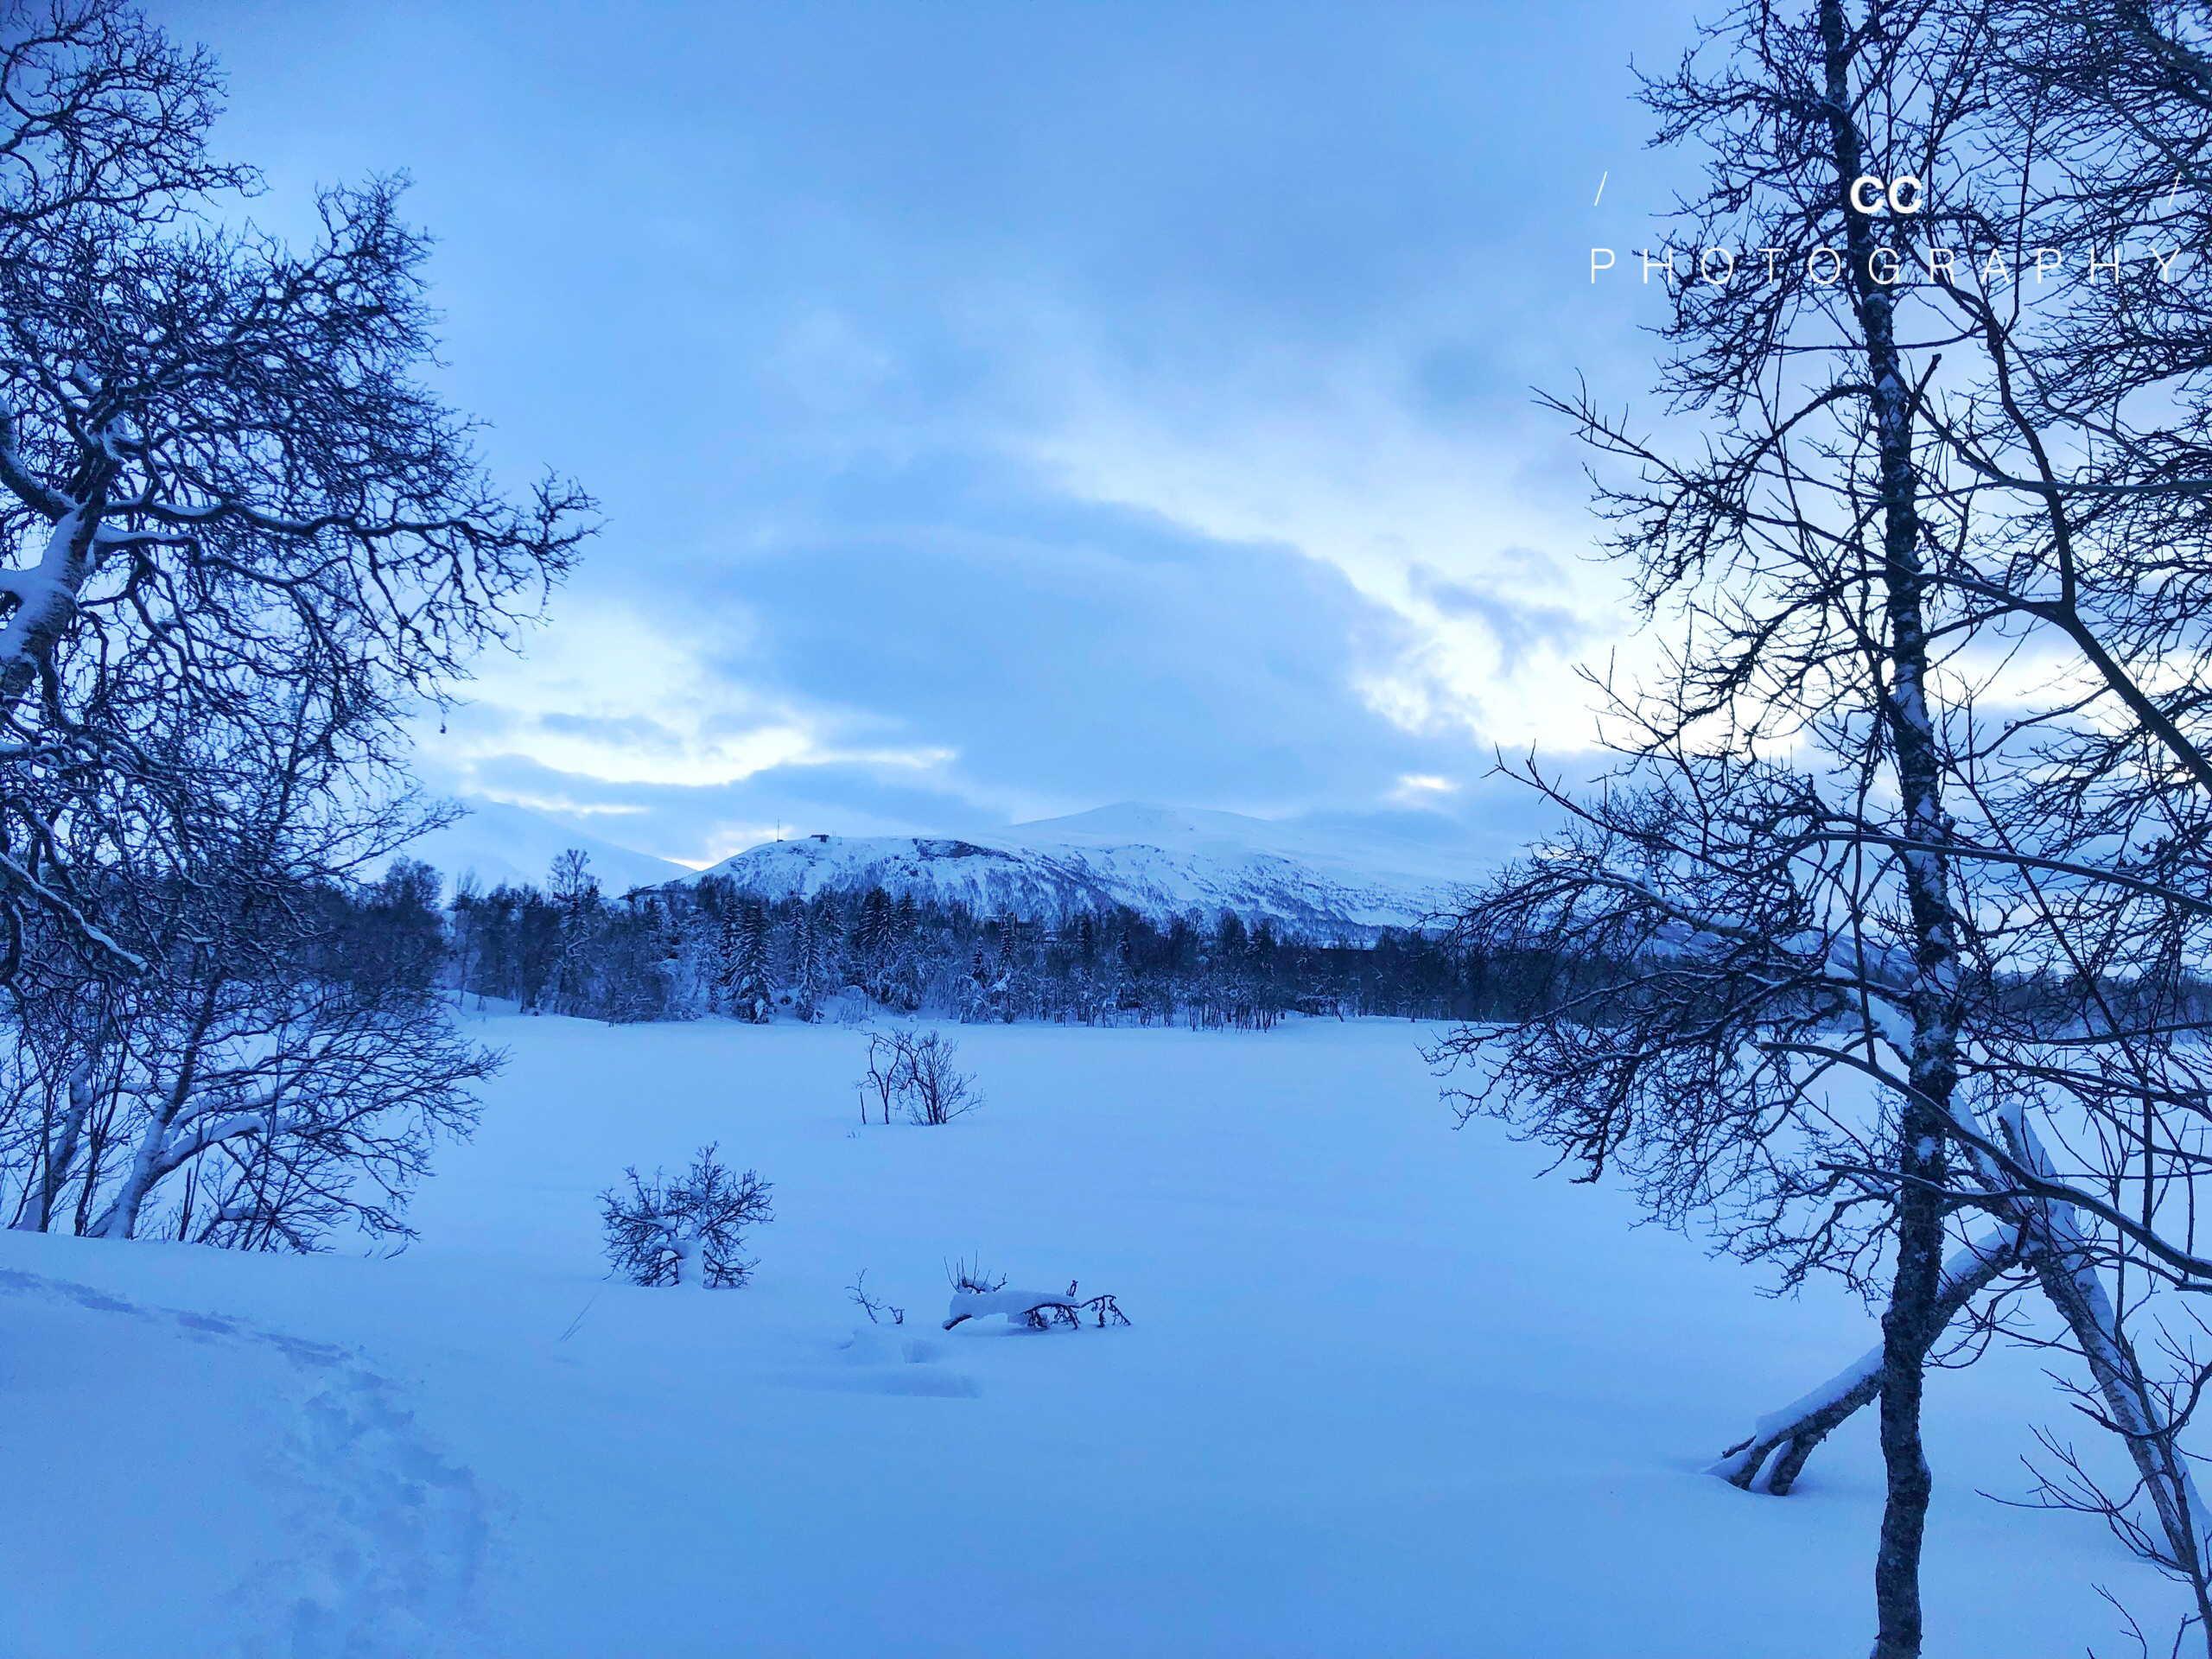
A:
[[0, 1268, 492, 1657]]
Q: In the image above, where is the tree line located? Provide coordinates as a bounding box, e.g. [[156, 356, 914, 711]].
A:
[[443, 856, 1554, 1028]]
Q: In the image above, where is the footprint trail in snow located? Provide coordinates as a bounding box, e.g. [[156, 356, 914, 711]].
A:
[[0, 1268, 492, 1658]]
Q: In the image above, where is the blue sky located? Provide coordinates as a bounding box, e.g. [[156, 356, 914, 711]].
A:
[[169, 0, 1702, 866]]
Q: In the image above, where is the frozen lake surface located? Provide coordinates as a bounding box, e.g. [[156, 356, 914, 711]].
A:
[[0, 1014, 2171, 1656]]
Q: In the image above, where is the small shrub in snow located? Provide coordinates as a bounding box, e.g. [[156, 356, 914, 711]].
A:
[[946, 1255, 1006, 1294], [901, 1031, 978, 1125], [600, 1145, 772, 1288], [846, 1269, 905, 1325], [857, 1028, 982, 1126]]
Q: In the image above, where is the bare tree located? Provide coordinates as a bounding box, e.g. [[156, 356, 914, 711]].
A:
[[1437, 9, 1999, 1647], [0, 2, 592, 1264], [858, 1027, 980, 1126], [1434, 1, 2212, 1650], [900, 1030, 979, 1126], [1688, 7, 2212, 1643], [860, 1028, 904, 1124], [0, 0, 590, 988]]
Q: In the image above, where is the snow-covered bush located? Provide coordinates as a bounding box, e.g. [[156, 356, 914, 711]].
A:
[[947, 1256, 1004, 1295], [938, 1260, 1129, 1332], [600, 1146, 772, 1288]]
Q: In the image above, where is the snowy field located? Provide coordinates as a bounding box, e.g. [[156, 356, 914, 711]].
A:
[[0, 1014, 2175, 1657]]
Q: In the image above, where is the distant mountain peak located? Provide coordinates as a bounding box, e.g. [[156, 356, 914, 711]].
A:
[[394, 796, 1493, 934], [690, 811, 1473, 939]]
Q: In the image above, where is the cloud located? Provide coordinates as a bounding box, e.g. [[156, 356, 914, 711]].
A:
[[420, 606, 957, 806], [1391, 773, 1461, 804], [410, 446, 1518, 861], [1406, 555, 1590, 672], [188, 0, 1704, 867], [1001, 317, 1637, 751]]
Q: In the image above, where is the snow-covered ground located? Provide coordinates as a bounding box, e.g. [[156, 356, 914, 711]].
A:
[[0, 1014, 2171, 1657]]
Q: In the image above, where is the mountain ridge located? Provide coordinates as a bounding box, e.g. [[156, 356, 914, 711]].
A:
[[689, 804, 1478, 938], [402, 798, 1491, 938]]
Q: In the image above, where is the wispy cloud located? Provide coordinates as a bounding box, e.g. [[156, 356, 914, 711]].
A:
[[1011, 330, 1636, 751], [421, 607, 958, 804]]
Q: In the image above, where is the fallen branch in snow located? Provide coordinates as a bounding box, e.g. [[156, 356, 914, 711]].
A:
[[1072, 1294, 1129, 1328], [942, 1282, 1131, 1331], [1713, 1229, 2020, 1493], [1720, 1103, 2212, 1614]]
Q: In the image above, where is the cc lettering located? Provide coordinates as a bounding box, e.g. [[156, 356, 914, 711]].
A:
[[1849, 175, 1923, 214]]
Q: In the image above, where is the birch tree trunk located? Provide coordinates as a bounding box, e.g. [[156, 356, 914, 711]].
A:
[[93, 969, 219, 1240], [0, 439, 112, 719], [1815, 5, 1965, 1652], [2000, 1114, 2212, 1631], [20, 1059, 92, 1232]]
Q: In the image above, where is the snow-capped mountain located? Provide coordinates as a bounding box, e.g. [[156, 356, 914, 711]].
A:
[[688, 804, 1481, 938]]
